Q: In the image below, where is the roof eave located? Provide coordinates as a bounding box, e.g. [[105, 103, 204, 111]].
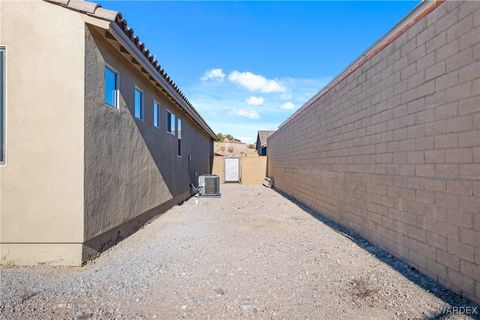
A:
[[108, 23, 217, 140], [43, 0, 216, 141]]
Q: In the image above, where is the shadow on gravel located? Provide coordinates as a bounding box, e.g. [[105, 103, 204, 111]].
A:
[[272, 188, 480, 320]]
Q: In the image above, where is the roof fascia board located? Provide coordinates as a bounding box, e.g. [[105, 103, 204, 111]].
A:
[[43, 0, 216, 140], [82, 14, 111, 29]]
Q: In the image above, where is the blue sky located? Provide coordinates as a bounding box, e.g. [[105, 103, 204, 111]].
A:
[[98, 1, 420, 143]]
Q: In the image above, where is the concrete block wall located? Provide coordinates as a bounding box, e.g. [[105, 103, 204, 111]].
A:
[[268, 0, 480, 304], [241, 156, 267, 184], [212, 156, 226, 183]]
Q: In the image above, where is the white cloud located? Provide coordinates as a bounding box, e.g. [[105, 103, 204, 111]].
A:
[[187, 76, 331, 142], [228, 71, 286, 93], [200, 68, 225, 82], [235, 109, 260, 119], [281, 102, 296, 110], [246, 96, 265, 106], [279, 91, 293, 100]]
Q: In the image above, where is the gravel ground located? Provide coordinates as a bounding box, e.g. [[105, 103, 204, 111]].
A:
[[1, 184, 479, 319]]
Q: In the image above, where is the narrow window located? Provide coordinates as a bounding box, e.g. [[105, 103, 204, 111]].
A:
[[104, 66, 118, 108], [177, 117, 182, 138], [177, 118, 182, 156], [153, 101, 160, 128], [166, 110, 175, 134], [134, 88, 143, 120], [173, 113, 177, 135], [0, 47, 4, 164], [166, 111, 172, 133]]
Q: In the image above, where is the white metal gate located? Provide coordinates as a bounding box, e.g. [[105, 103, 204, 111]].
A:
[[224, 158, 240, 182]]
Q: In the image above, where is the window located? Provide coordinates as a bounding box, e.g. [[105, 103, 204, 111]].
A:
[[166, 110, 175, 134], [0, 46, 5, 164], [153, 101, 160, 128], [134, 88, 143, 120], [177, 118, 182, 156], [177, 117, 182, 138], [104, 66, 118, 108]]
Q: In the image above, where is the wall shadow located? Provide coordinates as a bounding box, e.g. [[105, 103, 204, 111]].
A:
[[272, 187, 480, 320], [83, 25, 213, 261], [84, 198, 177, 256]]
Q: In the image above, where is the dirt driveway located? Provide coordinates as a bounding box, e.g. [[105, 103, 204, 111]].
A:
[[1, 184, 478, 319]]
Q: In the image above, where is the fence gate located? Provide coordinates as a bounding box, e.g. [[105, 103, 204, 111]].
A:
[[224, 157, 240, 182]]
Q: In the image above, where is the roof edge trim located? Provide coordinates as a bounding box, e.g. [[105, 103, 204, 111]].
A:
[[43, 0, 217, 140], [108, 24, 217, 140]]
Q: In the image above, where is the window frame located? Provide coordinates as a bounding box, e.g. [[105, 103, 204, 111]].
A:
[[177, 117, 182, 157], [177, 138, 182, 157], [134, 87, 144, 121], [177, 117, 182, 138], [153, 100, 160, 129], [166, 109, 175, 135], [0, 45, 6, 166], [104, 64, 119, 109]]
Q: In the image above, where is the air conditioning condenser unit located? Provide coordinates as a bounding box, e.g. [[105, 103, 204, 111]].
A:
[[198, 174, 220, 197]]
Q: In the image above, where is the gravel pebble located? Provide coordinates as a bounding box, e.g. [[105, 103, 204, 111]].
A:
[[0, 184, 478, 319]]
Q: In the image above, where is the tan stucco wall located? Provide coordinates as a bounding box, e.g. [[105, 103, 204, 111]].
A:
[[0, 3, 213, 265], [241, 156, 267, 184], [84, 26, 213, 252], [0, 1, 85, 265], [212, 156, 266, 184], [212, 156, 226, 183]]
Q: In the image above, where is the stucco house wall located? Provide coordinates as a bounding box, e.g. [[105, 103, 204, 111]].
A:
[[83, 25, 213, 252], [0, 0, 215, 265], [269, 0, 480, 304], [0, 0, 86, 265]]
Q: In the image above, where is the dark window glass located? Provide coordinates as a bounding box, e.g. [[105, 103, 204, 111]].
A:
[[104, 66, 117, 108], [167, 111, 175, 134], [171, 113, 176, 134], [167, 111, 172, 132], [177, 138, 182, 156]]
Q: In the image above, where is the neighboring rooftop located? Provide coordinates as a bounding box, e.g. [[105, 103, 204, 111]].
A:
[[44, 0, 217, 140], [257, 130, 276, 147]]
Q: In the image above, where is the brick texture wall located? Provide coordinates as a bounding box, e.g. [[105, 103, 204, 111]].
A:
[[241, 156, 267, 184], [269, 0, 480, 304]]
